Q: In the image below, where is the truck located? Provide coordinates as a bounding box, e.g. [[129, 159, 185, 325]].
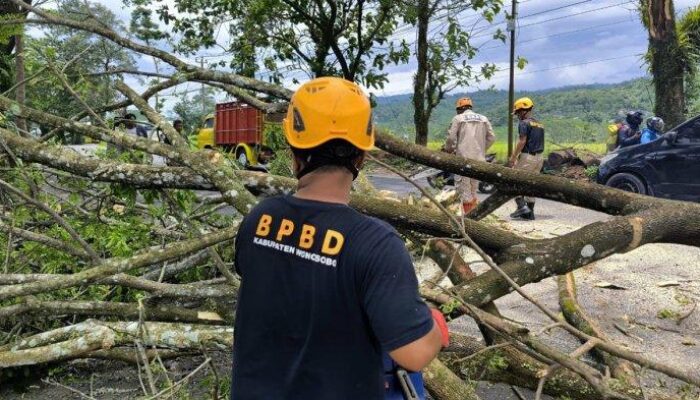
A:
[[196, 101, 283, 167]]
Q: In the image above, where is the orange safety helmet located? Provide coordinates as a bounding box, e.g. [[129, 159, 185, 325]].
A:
[[455, 97, 473, 109], [513, 97, 534, 114], [283, 77, 374, 151]]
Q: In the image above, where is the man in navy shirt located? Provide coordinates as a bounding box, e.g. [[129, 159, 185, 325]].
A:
[[507, 97, 545, 220], [231, 77, 447, 399]]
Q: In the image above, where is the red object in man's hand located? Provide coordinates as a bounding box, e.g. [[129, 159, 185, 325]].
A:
[[430, 308, 449, 348]]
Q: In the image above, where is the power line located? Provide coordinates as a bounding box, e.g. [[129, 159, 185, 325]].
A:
[[518, 0, 594, 19], [467, 0, 636, 41], [470, 0, 596, 36], [477, 18, 633, 51], [518, 0, 636, 29], [494, 53, 643, 76]]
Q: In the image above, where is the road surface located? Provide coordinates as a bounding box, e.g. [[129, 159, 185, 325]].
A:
[[370, 173, 700, 399], [369, 174, 607, 226]]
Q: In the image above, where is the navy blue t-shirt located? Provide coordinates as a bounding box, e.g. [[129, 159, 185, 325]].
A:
[[231, 195, 433, 400], [518, 117, 545, 154]]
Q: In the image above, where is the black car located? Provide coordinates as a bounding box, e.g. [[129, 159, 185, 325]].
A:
[[597, 114, 700, 202]]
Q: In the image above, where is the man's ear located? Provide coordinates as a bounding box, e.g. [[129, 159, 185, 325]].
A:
[[291, 151, 304, 176], [354, 152, 367, 170]]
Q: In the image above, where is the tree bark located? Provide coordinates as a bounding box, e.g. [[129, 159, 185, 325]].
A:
[[557, 273, 640, 386], [646, 0, 686, 127], [13, 32, 27, 134], [413, 0, 430, 146], [424, 358, 481, 400]]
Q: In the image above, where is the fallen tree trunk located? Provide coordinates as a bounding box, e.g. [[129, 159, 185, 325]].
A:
[[374, 131, 662, 215], [1, 5, 700, 396], [558, 273, 640, 386], [0, 320, 234, 368], [424, 358, 480, 400], [547, 149, 578, 169], [0, 225, 238, 301]]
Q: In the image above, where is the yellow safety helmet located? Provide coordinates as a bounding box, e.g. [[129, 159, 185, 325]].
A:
[[455, 97, 473, 109], [513, 97, 534, 114], [284, 77, 374, 151]]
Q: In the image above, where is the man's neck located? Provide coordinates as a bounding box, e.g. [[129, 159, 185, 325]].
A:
[[294, 171, 353, 205]]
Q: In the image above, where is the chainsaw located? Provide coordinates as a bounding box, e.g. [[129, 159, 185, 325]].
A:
[[383, 354, 425, 400]]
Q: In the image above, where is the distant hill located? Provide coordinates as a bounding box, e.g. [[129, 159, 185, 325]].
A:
[[374, 78, 656, 143]]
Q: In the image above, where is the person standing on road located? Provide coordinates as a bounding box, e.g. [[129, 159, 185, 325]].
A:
[[231, 77, 448, 400], [162, 119, 186, 146], [122, 113, 149, 138], [445, 97, 495, 215], [507, 97, 544, 220]]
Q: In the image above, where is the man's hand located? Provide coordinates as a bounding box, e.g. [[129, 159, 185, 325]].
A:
[[506, 157, 516, 168]]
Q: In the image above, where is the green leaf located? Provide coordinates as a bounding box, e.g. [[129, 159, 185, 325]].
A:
[[516, 56, 528, 70]]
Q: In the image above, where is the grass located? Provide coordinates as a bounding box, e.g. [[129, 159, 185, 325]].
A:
[[427, 140, 606, 161]]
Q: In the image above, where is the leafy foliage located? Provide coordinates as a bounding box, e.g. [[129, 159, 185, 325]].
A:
[[128, 0, 402, 88], [21, 0, 135, 137], [401, 0, 503, 145], [679, 6, 700, 114], [0, 149, 233, 328], [264, 123, 294, 177], [170, 86, 218, 135]]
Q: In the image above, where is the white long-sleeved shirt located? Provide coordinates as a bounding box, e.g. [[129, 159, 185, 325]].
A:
[[445, 110, 495, 161]]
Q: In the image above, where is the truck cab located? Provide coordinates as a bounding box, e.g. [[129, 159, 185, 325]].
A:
[[196, 114, 216, 149]]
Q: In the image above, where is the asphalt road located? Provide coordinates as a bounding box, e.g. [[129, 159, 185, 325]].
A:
[[369, 173, 700, 399], [369, 174, 607, 227]]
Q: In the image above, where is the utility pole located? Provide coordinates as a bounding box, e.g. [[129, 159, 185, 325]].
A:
[[506, 0, 517, 158], [196, 56, 205, 114]]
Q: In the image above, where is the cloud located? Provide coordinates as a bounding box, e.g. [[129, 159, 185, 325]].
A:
[[372, 71, 416, 96]]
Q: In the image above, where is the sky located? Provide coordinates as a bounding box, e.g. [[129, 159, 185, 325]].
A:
[[31, 0, 699, 110], [374, 0, 697, 95]]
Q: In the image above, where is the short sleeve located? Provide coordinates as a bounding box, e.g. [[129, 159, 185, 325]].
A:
[[518, 120, 530, 138], [360, 233, 433, 352], [233, 214, 252, 276]]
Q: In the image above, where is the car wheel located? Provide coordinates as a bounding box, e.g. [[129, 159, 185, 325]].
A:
[[605, 173, 647, 195], [236, 149, 248, 167]]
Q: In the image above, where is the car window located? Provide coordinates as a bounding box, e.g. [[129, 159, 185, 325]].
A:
[[205, 118, 214, 128], [676, 117, 700, 144]]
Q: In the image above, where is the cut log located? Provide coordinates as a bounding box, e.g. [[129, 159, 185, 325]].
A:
[[578, 153, 601, 167], [547, 149, 577, 169]]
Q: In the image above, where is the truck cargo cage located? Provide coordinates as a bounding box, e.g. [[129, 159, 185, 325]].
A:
[[215, 102, 263, 146]]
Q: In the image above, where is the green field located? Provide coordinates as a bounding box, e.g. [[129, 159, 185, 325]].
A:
[[427, 140, 606, 161]]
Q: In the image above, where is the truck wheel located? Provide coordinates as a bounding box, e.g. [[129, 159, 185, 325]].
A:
[[236, 149, 248, 167], [606, 173, 647, 195]]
